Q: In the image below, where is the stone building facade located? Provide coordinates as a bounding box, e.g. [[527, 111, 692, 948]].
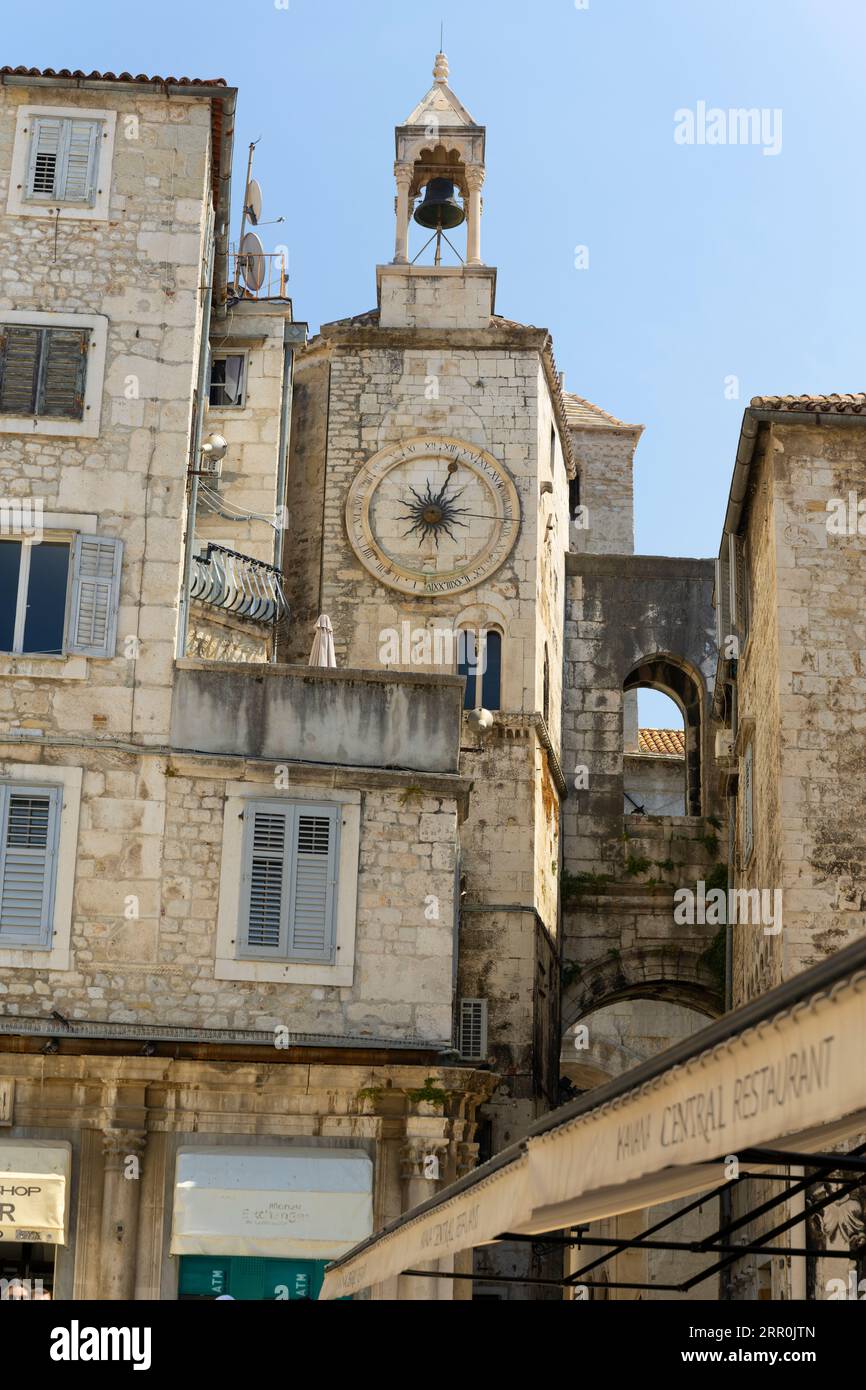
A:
[[0, 66, 494, 1304]]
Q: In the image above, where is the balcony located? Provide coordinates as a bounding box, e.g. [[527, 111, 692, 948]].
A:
[[171, 661, 464, 774]]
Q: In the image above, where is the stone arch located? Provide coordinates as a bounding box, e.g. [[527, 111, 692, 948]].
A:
[[624, 652, 705, 815], [562, 944, 722, 1034]]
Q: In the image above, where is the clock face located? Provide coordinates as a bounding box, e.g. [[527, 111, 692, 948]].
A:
[[346, 437, 521, 596]]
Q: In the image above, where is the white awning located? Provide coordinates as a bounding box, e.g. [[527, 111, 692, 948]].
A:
[[0, 1140, 71, 1246], [170, 1147, 373, 1260], [321, 1155, 532, 1299], [320, 943, 866, 1299]]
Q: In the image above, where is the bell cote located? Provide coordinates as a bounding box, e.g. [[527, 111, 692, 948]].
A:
[[392, 52, 487, 269], [379, 53, 496, 331]]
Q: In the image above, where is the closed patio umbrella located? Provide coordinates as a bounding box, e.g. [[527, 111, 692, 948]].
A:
[[309, 614, 337, 668]]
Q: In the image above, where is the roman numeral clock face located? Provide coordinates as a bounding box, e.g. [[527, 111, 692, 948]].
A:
[[346, 438, 521, 596]]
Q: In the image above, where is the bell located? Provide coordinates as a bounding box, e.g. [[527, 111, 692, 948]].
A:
[[414, 178, 466, 231]]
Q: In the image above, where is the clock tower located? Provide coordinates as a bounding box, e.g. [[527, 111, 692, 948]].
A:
[[284, 56, 575, 1273]]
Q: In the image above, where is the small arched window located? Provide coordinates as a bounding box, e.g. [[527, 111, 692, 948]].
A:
[[459, 629, 502, 712]]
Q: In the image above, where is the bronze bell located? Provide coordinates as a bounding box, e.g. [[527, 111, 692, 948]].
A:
[[414, 178, 466, 231]]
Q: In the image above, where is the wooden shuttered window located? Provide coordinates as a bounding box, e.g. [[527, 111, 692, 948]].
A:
[[67, 535, 123, 658], [731, 534, 750, 647], [0, 325, 89, 419], [26, 117, 101, 205], [716, 539, 733, 654], [742, 742, 754, 866], [239, 803, 340, 963], [0, 785, 61, 949], [458, 999, 488, 1063]]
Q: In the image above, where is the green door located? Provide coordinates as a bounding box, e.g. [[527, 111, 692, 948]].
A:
[[178, 1255, 329, 1301]]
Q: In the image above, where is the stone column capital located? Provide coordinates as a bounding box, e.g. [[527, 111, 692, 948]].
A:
[[394, 162, 415, 188], [102, 1129, 147, 1161], [465, 164, 486, 192]]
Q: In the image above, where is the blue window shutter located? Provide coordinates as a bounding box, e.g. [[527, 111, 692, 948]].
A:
[[68, 535, 123, 658], [26, 117, 63, 200], [0, 785, 61, 948], [286, 807, 339, 963], [240, 804, 292, 958]]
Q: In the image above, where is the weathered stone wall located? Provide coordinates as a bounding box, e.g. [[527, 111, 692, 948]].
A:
[[624, 754, 686, 816], [569, 425, 639, 556], [199, 303, 291, 566], [0, 82, 212, 746], [0, 744, 463, 1043], [187, 605, 271, 665]]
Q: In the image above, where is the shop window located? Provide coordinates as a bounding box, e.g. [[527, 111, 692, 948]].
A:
[[0, 784, 61, 950], [458, 998, 488, 1062], [239, 802, 341, 964], [0, 325, 89, 420], [0, 534, 122, 659], [209, 353, 247, 409]]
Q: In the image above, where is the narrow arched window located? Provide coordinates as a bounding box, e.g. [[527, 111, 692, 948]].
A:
[[458, 629, 502, 712]]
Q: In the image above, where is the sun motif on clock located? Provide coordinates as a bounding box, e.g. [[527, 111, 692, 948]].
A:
[[346, 437, 521, 597]]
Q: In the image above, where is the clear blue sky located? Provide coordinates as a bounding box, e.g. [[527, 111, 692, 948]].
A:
[[6, 1, 864, 571]]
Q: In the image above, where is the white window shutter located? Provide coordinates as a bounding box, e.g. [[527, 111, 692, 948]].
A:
[[459, 999, 488, 1062], [68, 535, 123, 658], [26, 117, 63, 199], [287, 808, 339, 962], [59, 120, 100, 204], [241, 805, 292, 957], [0, 785, 61, 948]]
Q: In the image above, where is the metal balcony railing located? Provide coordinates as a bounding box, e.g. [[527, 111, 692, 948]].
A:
[[190, 544, 287, 625]]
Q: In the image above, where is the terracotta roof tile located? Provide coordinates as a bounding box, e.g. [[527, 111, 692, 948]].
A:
[[563, 392, 641, 432], [0, 65, 228, 87], [638, 728, 685, 758], [751, 393, 866, 415]]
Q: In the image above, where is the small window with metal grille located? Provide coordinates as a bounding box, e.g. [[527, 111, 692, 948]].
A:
[[458, 998, 488, 1062]]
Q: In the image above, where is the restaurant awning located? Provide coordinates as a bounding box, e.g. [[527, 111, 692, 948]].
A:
[[0, 1140, 71, 1246], [171, 1147, 373, 1261], [320, 935, 866, 1299]]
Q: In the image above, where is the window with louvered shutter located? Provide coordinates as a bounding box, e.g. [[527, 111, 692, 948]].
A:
[[458, 999, 488, 1062], [239, 803, 340, 963], [742, 742, 754, 865], [0, 785, 61, 949], [68, 535, 123, 658], [716, 541, 733, 654], [732, 535, 750, 647], [26, 117, 100, 205], [0, 325, 88, 420]]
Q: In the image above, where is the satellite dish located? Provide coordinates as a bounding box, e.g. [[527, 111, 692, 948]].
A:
[[245, 178, 263, 225], [238, 231, 266, 293]]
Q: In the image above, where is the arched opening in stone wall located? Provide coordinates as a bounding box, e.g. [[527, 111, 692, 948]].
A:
[[623, 654, 704, 816], [624, 689, 686, 816]]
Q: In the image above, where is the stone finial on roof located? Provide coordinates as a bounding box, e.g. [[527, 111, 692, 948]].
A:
[[433, 52, 450, 84]]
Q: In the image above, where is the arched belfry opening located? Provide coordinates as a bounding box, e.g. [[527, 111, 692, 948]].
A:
[[393, 52, 486, 267], [623, 654, 704, 815]]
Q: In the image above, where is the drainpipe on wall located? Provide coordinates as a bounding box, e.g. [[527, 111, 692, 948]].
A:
[[176, 227, 216, 660]]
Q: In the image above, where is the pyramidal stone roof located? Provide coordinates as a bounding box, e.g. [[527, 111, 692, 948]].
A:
[[563, 392, 641, 432], [402, 52, 480, 129]]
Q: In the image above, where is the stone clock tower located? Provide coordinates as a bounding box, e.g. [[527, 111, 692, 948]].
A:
[[284, 57, 575, 1273]]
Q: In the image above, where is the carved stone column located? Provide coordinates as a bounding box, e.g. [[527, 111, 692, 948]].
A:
[[397, 1138, 450, 1301], [98, 1130, 146, 1301], [394, 163, 414, 264], [466, 166, 485, 267]]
